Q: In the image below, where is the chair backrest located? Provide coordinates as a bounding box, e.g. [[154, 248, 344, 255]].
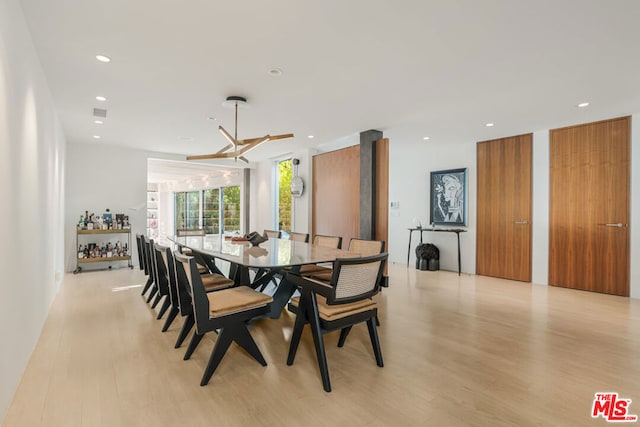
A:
[[263, 229, 281, 239], [174, 251, 209, 332], [146, 238, 156, 284], [348, 238, 385, 257], [327, 253, 388, 304], [313, 234, 342, 249], [289, 232, 309, 243], [135, 234, 144, 270], [171, 249, 193, 315], [176, 228, 205, 237], [154, 243, 171, 298], [158, 245, 178, 307], [139, 235, 149, 275]]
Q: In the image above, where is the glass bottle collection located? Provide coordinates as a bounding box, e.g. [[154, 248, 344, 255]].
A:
[[78, 241, 128, 259], [77, 209, 130, 231]]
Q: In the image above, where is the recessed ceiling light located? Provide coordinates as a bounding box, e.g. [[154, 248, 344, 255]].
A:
[[93, 135, 101, 139], [485, 123, 495, 127], [207, 116, 217, 121], [268, 68, 283, 76], [423, 136, 430, 140], [577, 102, 590, 108], [96, 55, 111, 63], [94, 120, 104, 125], [308, 135, 314, 139], [96, 96, 107, 101]]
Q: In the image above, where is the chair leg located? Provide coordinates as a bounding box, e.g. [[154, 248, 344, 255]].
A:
[[366, 317, 384, 367], [157, 297, 171, 319], [162, 306, 179, 332], [200, 329, 234, 386], [175, 314, 195, 348], [337, 326, 353, 348], [233, 323, 267, 366], [308, 294, 331, 392], [151, 292, 163, 309], [146, 285, 157, 303], [184, 332, 204, 360], [287, 304, 308, 365], [141, 276, 153, 296]]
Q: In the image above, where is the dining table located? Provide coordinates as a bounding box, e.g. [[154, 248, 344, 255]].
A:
[[168, 234, 360, 318]]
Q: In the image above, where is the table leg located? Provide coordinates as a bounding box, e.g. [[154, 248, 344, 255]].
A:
[[407, 231, 413, 266]]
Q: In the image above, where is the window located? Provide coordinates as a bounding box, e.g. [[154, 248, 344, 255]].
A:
[[175, 191, 200, 230], [175, 186, 240, 234], [223, 186, 241, 234], [277, 159, 292, 232], [203, 188, 220, 234]]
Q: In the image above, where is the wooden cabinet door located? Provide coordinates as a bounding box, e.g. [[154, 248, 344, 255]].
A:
[[476, 134, 532, 282], [549, 117, 630, 296]]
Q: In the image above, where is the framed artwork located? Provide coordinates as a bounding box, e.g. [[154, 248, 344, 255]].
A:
[[430, 168, 467, 226]]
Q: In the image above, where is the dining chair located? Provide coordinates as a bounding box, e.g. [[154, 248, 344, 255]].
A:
[[174, 228, 211, 274], [164, 247, 235, 345], [150, 240, 171, 316], [263, 229, 281, 239], [135, 234, 144, 271], [309, 238, 385, 283], [286, 252, 388, 392], [298, 234, 343, 277], [145, 238, 160, 304], [139, 235, 154, 296], [157, 243, 180, 332], [174, 252, 273, 386], [289, 232, 309, 243]]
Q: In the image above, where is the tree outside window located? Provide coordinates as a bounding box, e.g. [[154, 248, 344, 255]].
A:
[[278, 159, 292, 231]]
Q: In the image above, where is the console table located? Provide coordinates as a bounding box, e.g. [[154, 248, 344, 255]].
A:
[[407, 227, 466, 275]]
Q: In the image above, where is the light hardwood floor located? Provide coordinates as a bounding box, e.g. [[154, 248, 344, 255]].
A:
[[4, 263, 640, 426]]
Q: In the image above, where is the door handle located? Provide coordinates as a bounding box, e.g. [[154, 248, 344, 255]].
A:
[[514, 221, 529, 225], [603, 223, 627, 227]]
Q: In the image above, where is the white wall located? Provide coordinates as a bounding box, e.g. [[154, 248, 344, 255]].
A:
[[0, 0, 66, 420], [531, 131, 550, 285], [386, 132, 477, 273], [65, 144, 149, 271]]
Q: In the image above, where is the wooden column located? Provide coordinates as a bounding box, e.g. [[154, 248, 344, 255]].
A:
[[360, 129, 383, 240]]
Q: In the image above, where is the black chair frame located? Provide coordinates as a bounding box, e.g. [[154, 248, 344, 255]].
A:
[[286, 253, 387, 392], [174, 252, 271, 386]]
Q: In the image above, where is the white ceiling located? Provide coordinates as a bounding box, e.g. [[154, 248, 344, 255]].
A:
[[19, 0, 640, 165]]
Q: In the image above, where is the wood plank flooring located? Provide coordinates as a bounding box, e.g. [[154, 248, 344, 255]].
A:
[[3, 264, 640, 426]]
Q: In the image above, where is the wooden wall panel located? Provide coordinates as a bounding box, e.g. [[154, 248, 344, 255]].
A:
[[549, 116, 630, 296], [312, 146, 360, 246], [476, 134, 532, 281], [375, 138, 389, 250]]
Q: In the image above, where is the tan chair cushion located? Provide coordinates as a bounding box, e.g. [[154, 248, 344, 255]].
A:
[[201, 273, 234, 291], [299, 264, 332, 276], [289, 295, 376, 321], [208, 286, 273, 318], [310, 270, 333, 283]]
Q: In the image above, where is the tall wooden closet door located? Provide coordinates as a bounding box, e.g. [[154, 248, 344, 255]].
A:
[[476, 134, 532, 282], [549, 117, 630, 296]]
